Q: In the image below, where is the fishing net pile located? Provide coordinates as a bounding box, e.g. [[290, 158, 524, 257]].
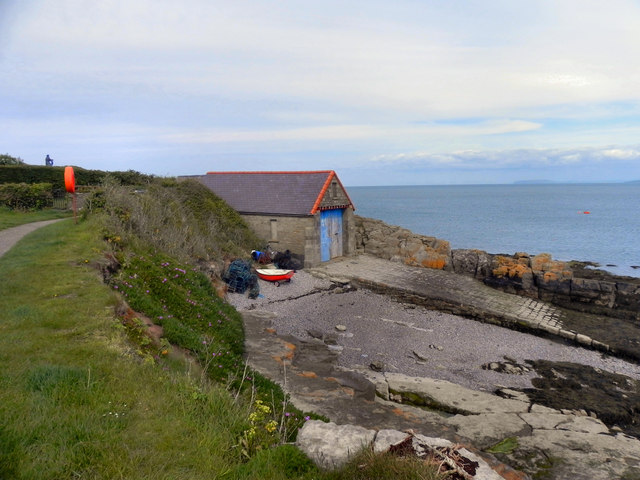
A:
[[223, 259, 259, 299]]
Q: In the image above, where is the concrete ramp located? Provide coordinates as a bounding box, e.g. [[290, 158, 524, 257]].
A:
[[310, 255, 608, 352]]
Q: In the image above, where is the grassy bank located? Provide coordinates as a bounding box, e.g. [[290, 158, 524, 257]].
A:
[[0, 191, 446, 479], [0, 218, 317, 479]]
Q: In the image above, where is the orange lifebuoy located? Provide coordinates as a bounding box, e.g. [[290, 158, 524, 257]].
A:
[[64, 166, 75, 194]]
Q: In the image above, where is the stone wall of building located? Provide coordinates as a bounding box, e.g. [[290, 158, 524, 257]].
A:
[[241, 214, 314, 258], [318, 178, 352, 209], [243, 208, 356, 268], [342, 207, 356, 259]]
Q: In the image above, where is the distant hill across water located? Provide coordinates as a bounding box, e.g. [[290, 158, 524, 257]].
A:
[[513, 180, 640, 185], [513, 180, 557, 184]]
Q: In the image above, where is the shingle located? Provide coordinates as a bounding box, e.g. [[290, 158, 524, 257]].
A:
[[198, 171, 334, 216]]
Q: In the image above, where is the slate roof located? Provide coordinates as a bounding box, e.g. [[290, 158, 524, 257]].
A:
[[197, 170, 354, 216]]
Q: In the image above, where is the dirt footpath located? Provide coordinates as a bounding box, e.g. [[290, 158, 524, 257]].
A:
[[0, 219, 66, 258]]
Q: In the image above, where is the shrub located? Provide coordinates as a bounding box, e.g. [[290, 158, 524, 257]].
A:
[[0, 182, 53, 210], [0, 153, 24, 165], [0, 164, 155, 188], [99, 179, 261, 262], [110, 251, 245, 380], [100, 179, 322, 464]]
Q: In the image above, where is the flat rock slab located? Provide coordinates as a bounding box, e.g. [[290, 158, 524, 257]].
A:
[[519, 413, 609, 434], [241, 308, 640, 480], [296, 421, 376, 470], [309, 255, 635, 358], [242, 310, 462, 439], [385, 373, 530, 415], [448, 413, 532, 449], [517, 429, 640, 480], [297, 421, 508, 479]]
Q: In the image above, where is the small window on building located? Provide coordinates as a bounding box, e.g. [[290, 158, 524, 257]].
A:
[[331, 181, 338, 199], [270, 219, 278, 242]]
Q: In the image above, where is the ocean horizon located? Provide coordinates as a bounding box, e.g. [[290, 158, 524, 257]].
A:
[[347, 182, 640, 278]]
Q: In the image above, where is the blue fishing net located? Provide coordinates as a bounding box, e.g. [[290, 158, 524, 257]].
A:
[[223, 259, 259, 298]]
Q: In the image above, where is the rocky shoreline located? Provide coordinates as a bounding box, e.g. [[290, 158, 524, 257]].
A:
[[355, 215, 640, 322], [224, 214, 640, 478], [228, 267, 640, 479], [234, 275, 640, 392]]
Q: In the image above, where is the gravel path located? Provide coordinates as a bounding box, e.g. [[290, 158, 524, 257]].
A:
[[228, 270, 640, 392], [0, 219, 66, 258]]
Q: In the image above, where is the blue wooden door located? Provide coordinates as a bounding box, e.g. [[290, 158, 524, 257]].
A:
[[320, 209, 343, 262]]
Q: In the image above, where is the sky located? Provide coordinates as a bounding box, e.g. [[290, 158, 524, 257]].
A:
[[2, 0, 640, 186]]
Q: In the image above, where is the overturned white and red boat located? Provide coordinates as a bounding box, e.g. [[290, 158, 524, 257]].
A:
[[255, 268, 294, 286]]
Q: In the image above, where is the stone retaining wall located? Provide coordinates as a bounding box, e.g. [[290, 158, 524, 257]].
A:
[[355, 215, 640, 320]]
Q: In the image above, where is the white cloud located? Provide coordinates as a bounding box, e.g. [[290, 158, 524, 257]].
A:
[[599, 148, 640, 160], [165, 125, 381, 144], [7, 0, 640, 116], [3, 0, 640, 182], [370, 145, 640, 171], [165, 119, 541, 145]]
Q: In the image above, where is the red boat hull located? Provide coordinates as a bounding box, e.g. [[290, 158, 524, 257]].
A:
[[256, 269, 294, 283]]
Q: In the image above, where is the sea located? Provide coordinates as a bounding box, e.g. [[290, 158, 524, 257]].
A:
[[347, 183, 640, 278]]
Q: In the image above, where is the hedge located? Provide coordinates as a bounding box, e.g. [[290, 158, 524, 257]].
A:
[[0, 165, 156, 188], [0, 183, 53, 210]]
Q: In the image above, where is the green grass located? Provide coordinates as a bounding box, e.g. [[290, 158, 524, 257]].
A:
[[0, 206, 72, 230], [323, 448, 445, 480], [486, 436, 519, 454], [0, 213, 446, 480], [0, 218, 312, 479], [107, 246, 323, 443]]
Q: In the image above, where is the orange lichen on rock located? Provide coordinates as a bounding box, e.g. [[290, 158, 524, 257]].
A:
[[422, 258, 447, 269], [392, 408, 419, 421], [272, 341, 297, 365], [340, 386, 355, 397], [492, 256, 531, 278], [432, 239, 451, 255], [298, 371, 318, 378], [531, 253, 573, 280], [404, 256, 417, 266], [531, 253, 553, 271], [282, 342, 296, 360], [414, 245, 450, 270], [405, 252, 448, 270]]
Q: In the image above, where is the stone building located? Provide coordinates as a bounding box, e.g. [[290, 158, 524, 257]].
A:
[[196, 171, 356, 267]]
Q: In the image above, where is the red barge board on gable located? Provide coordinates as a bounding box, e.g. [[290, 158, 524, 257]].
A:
[[195, 171, 356, 268]]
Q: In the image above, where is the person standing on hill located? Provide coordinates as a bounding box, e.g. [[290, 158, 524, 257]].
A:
[[45, 154, 54, 166]]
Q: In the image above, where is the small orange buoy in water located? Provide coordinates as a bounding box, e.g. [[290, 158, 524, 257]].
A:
[[578, 211, 591, 214]]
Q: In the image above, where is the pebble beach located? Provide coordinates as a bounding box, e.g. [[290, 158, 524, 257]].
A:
[[227, 270, 640, 393]]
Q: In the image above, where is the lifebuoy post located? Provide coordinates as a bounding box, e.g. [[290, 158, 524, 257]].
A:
[[64, 166, 77, 223]]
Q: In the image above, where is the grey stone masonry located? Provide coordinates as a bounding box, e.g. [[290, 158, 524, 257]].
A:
[[310, 254, 609, 352]]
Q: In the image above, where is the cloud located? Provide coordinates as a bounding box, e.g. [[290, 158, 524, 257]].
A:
[[165, 119, 541, 145], [7, 0, 640, 117], [2, 0, 640, 183], [370, 145, 640, 170], [599, 148, 640, 160], [165, 125, 381, 144]]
